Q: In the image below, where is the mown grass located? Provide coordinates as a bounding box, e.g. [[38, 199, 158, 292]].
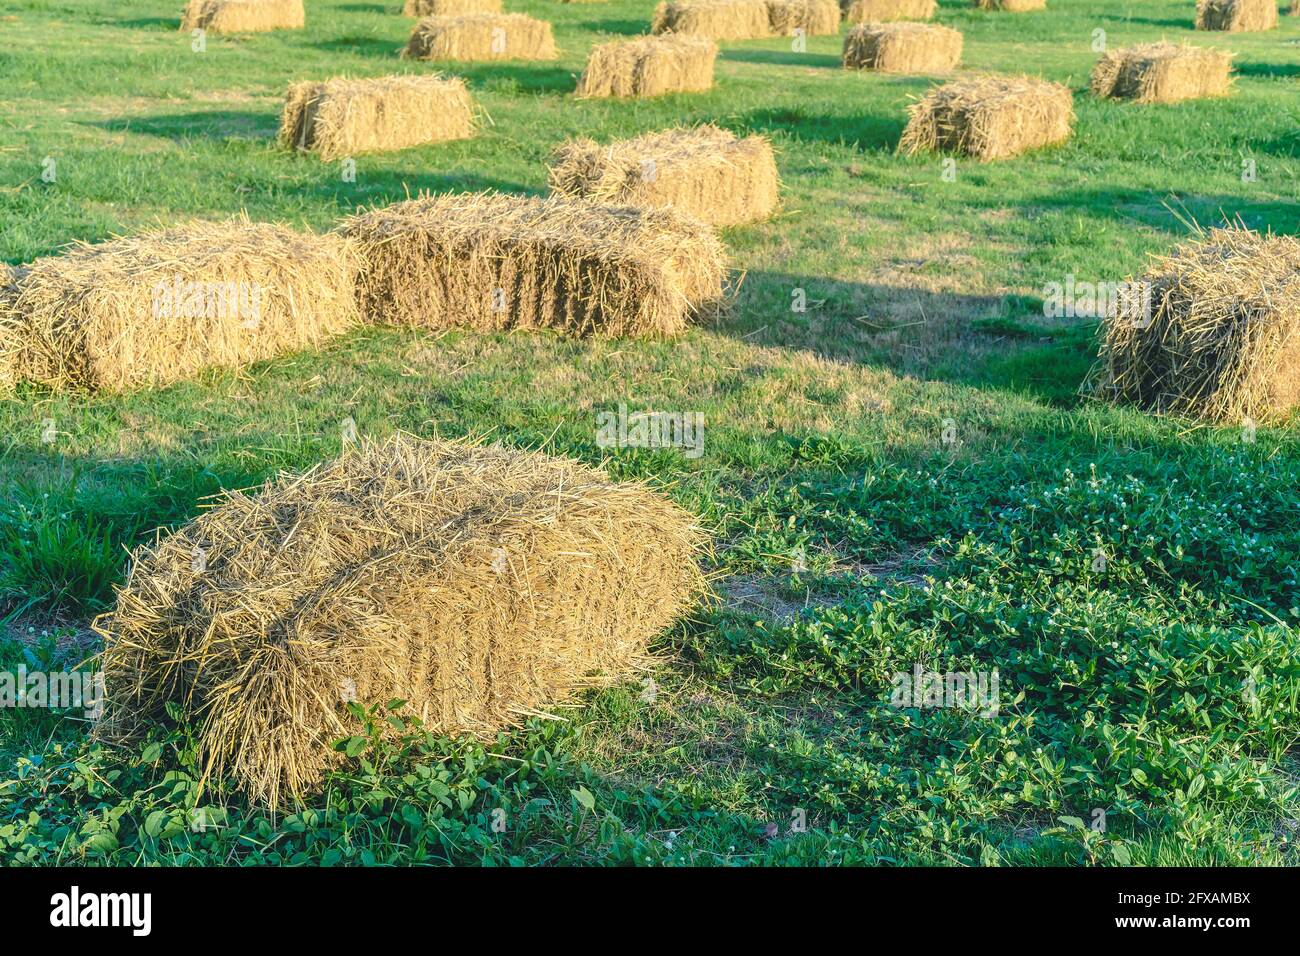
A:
[[2, 0, 1300, 865]]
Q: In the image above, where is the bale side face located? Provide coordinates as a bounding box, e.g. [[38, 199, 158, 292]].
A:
[[549, 126, 780, 227], [973, 0, 1045, 9], [1196, 0, 1278, 31], [652, 0, 773, 40], [281, 75, 476, 161], [1090, 43, 1232, 103], [95, 435, 706, 808], [1097, 227, 1300, 423], [403, 0, 502, 15], [403, 13, 558, 60], [843, 0, 936, 22], [10, 221, 362, 392], [574, 34, 718, 97], [0, 265, 24, 394], [898, 75, 1074, 161], [180, 0, 305, 32], [843, 22, 962, 73], [767, 0, 841, 35], [338, 192, 727, 337]]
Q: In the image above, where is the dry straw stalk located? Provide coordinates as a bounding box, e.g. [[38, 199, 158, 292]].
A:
[[338, 191, 727, 337], [95, 434, 707, 808], [403, 13, 558, 61], [180, 0, 305, 33], [843, 21, 963, 74], [973, 0, 1045, 10], [1096, 226, 1300, 424], [8, 219, 361, 392], [403, 0, 501, 15], [574, 34, 718, 98], [1090, 42, 1232, 103], [766, 0, 841, 35], [0, 264, 25, 394], [281, 74, 477, 161], [549, 125, 780, 227], [898, 74, 1074, 161], [1196, 0, 1278, 31], [843, 0, 935, 22]]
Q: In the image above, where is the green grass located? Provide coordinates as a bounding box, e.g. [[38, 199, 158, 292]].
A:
[[2, 0, 1300, 866]]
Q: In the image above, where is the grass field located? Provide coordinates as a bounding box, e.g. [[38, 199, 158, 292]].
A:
[[3, 0, 1300, 866]]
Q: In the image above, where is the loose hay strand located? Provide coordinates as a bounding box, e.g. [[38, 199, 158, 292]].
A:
[[548, 125, 780, 226], [95, 434, 708, 809]]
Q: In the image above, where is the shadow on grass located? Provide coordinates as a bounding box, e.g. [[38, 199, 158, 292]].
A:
[[722, 49, 842, 69], [314, 35, 405, 57], [450, 62, 577, 94], [113, 17, 176, 30], [1233, 61, 1300, 79], [583, 19, 652, 36], [93, 110, 279, 142], [738, 106, 905, 151]]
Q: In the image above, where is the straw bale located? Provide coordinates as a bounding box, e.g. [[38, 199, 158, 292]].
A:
[[898, 74, 1074, 161], [843, 21, 962, 73], [575, 34, 718, 98], [1090, 42, 1232, 103]]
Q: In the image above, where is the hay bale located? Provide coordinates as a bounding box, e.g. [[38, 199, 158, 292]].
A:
[[9, 220, 361, 393], [1090, 42, 1232, 103], [652, 0, 774, 40], [403, 0, 501, 15], [549, 126, 779, 227], [95, 434, 705, 808], [1096, 227, 1300, 423], [973, 0, 1045, 10], [1196, 0, 1277, 31], [338, 192, 726, 337], [766, 0, 841, 35], [843, 21, 962, 74], [403, 13, 558, 61], [574, 34, 718, 98], [843, 0, 935, 21], [281, 75, 476, 162], [180, 0, 305, 33], [0, 265, 25, 394], [898, 74, 1074, 161]]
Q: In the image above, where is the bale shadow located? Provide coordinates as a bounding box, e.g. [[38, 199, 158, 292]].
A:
[[333, 169, 540, 206], [722, 49, 842, 69], [94, 110, 279, 142], [113, 17, 177, 30], [716, 270, 1091, 405], [583, 19, 652, 36], [739, 106, 906, 151], [451, 63, 577, 94], [339, 2, 393, 11], [1233, 61, 1300, 79], [314, 35, 405, 57]]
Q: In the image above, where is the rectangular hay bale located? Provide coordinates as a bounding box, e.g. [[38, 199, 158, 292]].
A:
[[843, 0, 936, 22], [548, 125, 780, 227], [180, 0, 305, 33], [337, 191, 728, 337], [1090, 42, 1233, 103], [1096, 227, 1300, 423], [766, 0, 841, 35], [403, 0, 502, 15], [95, 434, 706, 808], [898, 74, 1074, 161], [8, 220, 361, 392], [973, 0, 1045, 10], [403, 13, 557, 61], [574, 34, 718, 98], [843, 21, 962, 74], [281, 74, 476, 161], [1196, 0, 1278, 31], [652, 0, 775, 40]]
